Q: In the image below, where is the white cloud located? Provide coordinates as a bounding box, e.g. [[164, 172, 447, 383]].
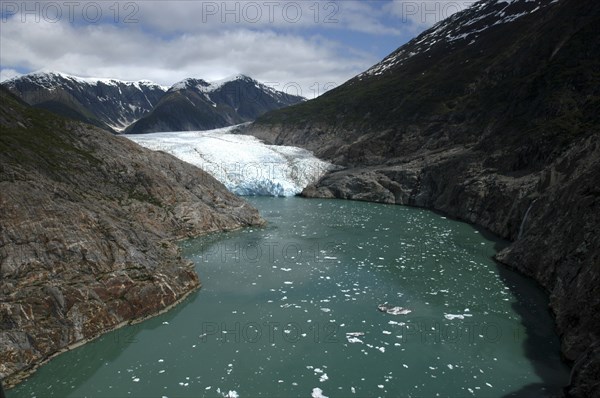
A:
[[0, 1, 451, 97], [332, 1, 403, 35], [0, 69, 22, 82], [113, 1, 403, 36], [385, 1, 475, 31], [0, 15, 375, 97]]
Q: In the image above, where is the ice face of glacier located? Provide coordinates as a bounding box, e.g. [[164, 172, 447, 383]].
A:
[[125, 126, 334, 197]]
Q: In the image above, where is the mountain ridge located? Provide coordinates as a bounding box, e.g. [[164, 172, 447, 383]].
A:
[[2, 71, 167, 132], [2, 72, 305, 134], [124, 74, 305, 134]]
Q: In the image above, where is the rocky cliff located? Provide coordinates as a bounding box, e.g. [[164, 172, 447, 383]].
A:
[[0, 87, 264, 387], [245, 0, 600, 395]]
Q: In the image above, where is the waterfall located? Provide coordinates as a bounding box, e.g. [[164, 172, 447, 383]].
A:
[[518, 200, 536, 240]]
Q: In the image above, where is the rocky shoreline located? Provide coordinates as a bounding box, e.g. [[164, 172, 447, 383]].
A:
[[3, 281, 199, 389], [297, 134, 600, 396], [242, 118, 600, 396], [0, 88, 265, 387]]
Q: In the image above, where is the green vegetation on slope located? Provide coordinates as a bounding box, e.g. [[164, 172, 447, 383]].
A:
[[256, 0, 599, 163], [0, 88, 101, 176]]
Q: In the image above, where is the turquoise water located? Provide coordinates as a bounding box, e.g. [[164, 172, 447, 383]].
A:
[[10, 197, 569, 397]]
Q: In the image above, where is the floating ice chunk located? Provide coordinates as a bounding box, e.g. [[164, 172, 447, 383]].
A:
[[320, 308, 331, 313], [312, 387, 328, 398], [319, 373, 329, 382], [378, 304, 411, 315], [444, 313, 473, 320], [346, 336, 364, 344], [346, 332, 365, 337]]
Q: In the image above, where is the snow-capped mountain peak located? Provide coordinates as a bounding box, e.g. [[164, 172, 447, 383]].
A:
[[4, 70, 169, 91], [2, 70, 306, 134], [169, 77, 211, 92], [126, 74, 306, 133], [360, 0, 560, 78], [2, 71, 169, 132], [169, 74, 258, 93]]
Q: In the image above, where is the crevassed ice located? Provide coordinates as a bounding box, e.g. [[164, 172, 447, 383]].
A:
[[125, 125, 334, 197]]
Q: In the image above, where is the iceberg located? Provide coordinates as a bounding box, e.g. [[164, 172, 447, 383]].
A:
[[125, 126, 334, 197], [377, 304, 412, 315]]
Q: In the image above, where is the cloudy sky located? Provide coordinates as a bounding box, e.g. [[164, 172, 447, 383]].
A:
[[0, 1, 473, 97]]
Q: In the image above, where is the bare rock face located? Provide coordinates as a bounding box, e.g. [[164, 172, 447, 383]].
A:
[[0, 89, 264, 386]]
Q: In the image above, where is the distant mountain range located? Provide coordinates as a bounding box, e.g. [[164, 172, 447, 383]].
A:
[[1, 72, 304, 133], [125, 75, 304, 134]]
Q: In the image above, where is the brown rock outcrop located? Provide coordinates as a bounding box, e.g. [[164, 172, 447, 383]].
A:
[[0, 88, 264, 386]]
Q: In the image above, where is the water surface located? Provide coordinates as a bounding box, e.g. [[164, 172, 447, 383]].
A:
[[11, 197, 569, 397]]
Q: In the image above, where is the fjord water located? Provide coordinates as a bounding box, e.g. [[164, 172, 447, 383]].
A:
[[12, 198, 569, 397]]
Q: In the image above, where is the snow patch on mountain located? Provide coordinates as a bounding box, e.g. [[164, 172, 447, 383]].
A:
[[170, 78, 211, 92], [198, 74, 251, 92], [4, 71, 169, 91], [125, 125, 334, 196], [360, 0, 559, 77], [168, 74, 302, 101]]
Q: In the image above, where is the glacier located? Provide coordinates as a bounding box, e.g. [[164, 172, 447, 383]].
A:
[[124, 126, 334, 197]]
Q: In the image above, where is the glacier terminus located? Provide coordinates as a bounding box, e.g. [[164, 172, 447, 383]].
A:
[[125, 126, 334, 197]]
